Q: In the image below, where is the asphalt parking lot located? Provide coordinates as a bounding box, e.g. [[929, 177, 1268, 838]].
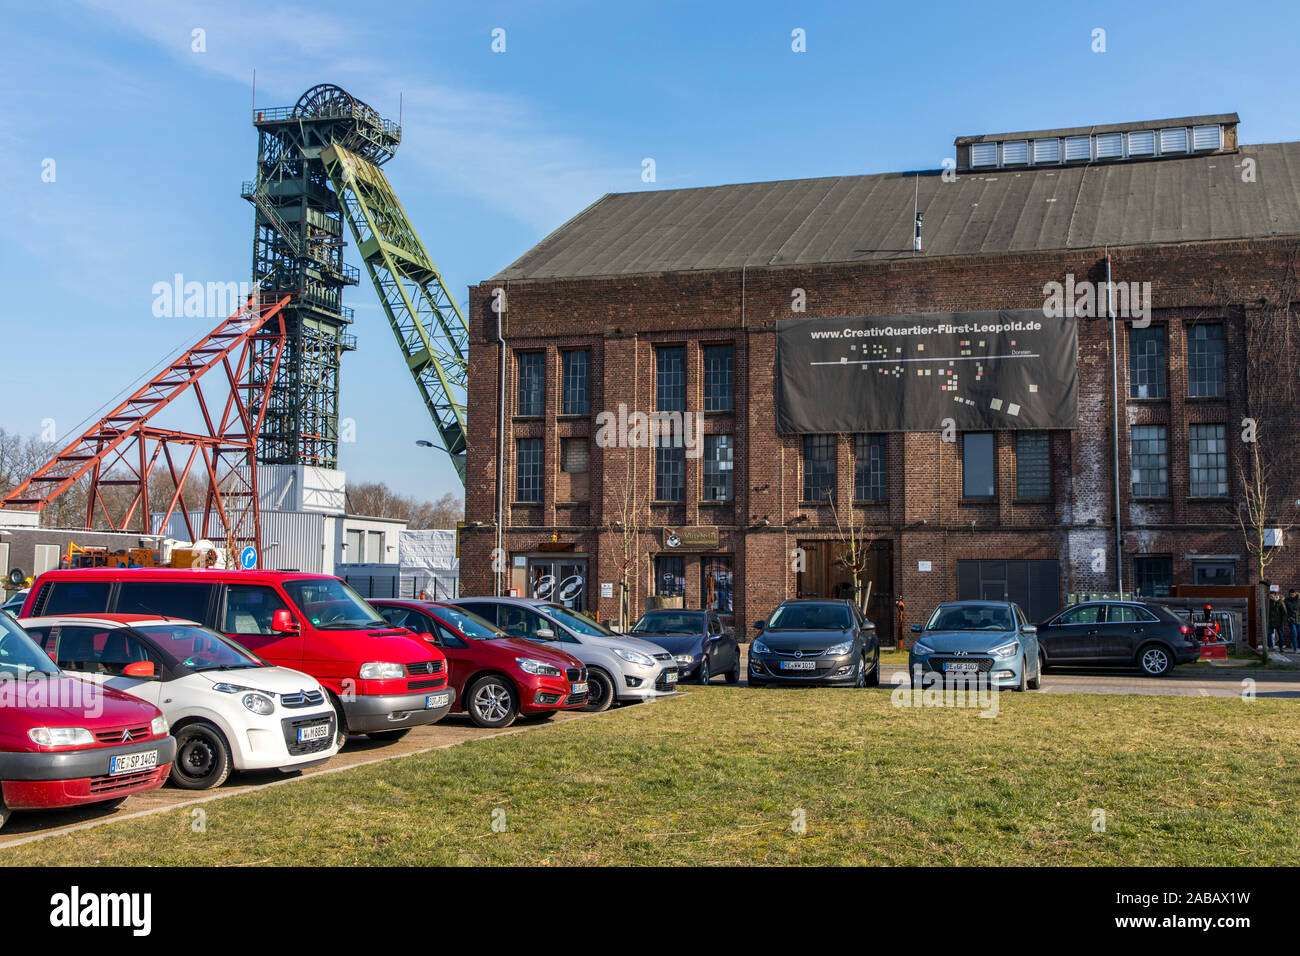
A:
[[4, 650, 1295, 847]]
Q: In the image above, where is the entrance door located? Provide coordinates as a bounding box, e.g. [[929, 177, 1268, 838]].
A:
[[796, 540, 894, 644], [528, 559, 588, 611]]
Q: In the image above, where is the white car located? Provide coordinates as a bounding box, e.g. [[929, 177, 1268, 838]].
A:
[[19, 613, 339, 790]]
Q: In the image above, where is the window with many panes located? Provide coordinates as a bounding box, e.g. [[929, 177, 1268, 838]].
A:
[[656, 346, 686, 412], [1189, 423, 1228, 497], [1187, 324, 1225, 398], [1133, 556, 1173, 598], [1130, 425, 1168, 497], [703, 434, 733, 501], [1128, 327, 1166, 399], [1015, 432, 1051, 498], [962, 433, 996, 499], [515, 438, 543, 502], [561, 350, 589, 415], [701, 556, 733, 614], [703, 345, 734, 411], [654, 555, 685, 596], [654, 444, 685, 501], [803, 435, 836, 502], [853, 434, 886, 502], [516, 352, 544, 416]]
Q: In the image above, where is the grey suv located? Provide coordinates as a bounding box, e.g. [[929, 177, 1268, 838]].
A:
[[446, 597, 678, 711]]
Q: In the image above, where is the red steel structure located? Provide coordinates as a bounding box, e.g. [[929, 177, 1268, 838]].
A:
[[2, 295, 290, 560]]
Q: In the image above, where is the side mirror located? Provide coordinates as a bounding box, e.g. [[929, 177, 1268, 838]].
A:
[[417, 632, 437, 645], [123, 661, 156, 679], [753, 620, 765, 630], [910, 624, 923, 633], [1020, 624, 1037, 634], [536, 628, 555, 640], [271, 609, 299, 634]]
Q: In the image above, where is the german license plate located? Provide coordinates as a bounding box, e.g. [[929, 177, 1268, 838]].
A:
[[297, 723, 330, 743], [426, 691, 451, 709], [664, 670, 678, 683], [572, 682, 588, 695], [109, 751, 158, 776], [780, 660, 817, 671], [943, 661, 979, 672]]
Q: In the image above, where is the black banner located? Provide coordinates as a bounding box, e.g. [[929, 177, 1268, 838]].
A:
[[776, 309, 1078, 433]]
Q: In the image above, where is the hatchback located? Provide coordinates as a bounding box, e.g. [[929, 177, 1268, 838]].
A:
[[1035, 600, 1201, 676]]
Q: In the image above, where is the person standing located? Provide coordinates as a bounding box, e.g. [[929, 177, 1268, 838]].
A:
[[1267, 590, 1288, 651], [1286, 588, 1300, 652]]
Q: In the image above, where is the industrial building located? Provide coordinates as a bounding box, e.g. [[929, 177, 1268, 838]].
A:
[[459, 112, 1300, 641]]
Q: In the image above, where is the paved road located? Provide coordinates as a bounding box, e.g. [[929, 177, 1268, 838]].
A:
[[875, 665, 1300, 699]]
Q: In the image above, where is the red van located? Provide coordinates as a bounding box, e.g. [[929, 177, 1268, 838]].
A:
[[22, 569, 453, 744], [0, 612, 173, 829]]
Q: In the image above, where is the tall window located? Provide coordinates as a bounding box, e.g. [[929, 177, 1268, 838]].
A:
[[703, 435, 733, 501], [701, 556, 733, 613], [703, 345, 734, 412], [656, 346, 686, 412], [1128, 326, 1167, 399], [1130, 425, 1168, 497], [1188, 423, 1228, 497], [962, 433, 996, 499], [1015, 432, 1051, 498], [853, 434, 887, 502], [654, 445, 685, 501], [803, 435, 836, 502], [1133, 556, 1173, 598], [516, 352, 544, 416], [1187, 324, 1225, 398], [561, 350, 589, 415], [515, 438, 543, 502], [654, 555, 685, 596]]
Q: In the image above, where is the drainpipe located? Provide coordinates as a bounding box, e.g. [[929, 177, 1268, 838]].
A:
[[1106, 253, 1124, 599], [496, 290, 507, 597]]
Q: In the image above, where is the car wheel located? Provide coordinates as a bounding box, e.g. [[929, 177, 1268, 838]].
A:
[[696, 659, 711, 685], [1027, 657, 1041, 690], [582, 669, 615, 713], [1139, 644, 1173, 677], [466, 675, 519, 729], [1014, 659, 1028, 692], [865, 653, 881, 687], [1038, 649, 1050, 674], [0, 798, 10, 831], [329, 694, 349, 750], [365, 729, 411, 742], [726, 654, 741, 684], [171, 722, 232, 791], [855, 655, 869, 688]]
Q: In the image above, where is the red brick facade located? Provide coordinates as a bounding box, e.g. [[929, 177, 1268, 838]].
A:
[[460, 238, 1298, 640]]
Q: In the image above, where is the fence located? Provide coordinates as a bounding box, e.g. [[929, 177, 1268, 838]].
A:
[[344, 573, 459, 601]]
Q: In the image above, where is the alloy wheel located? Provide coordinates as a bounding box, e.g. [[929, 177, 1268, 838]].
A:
[[474, 682, 512, 722]]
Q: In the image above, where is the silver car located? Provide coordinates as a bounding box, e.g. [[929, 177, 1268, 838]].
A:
[[448, 597, 678, 712]]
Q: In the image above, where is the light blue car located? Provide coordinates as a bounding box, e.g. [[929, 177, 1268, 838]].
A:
[[908, 600, 1041, 691]]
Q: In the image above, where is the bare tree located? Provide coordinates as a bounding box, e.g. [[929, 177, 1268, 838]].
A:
[[823, 486, 873, 613], [612, 450, 648, 631], [347, 481, 463, 529], [1234, 439, 1297, 584]]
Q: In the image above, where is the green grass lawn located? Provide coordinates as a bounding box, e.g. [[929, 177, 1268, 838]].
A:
[[7, 687, 1299, 866]]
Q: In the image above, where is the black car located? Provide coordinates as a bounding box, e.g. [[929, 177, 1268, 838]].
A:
[[749, 599, 879, 687], [629, 608, 741, 684], [1036, 600, 1201, 676]]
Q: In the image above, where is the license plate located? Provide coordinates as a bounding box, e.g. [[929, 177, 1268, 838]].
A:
[[109, 750, 158, 776], [426, 692, 451, 709], [297, 723, 330, 743], [664, 670, 678, 683], [780, 660, 817, 671], [571, 682, 588, 694], [943, 661, 980, 672]]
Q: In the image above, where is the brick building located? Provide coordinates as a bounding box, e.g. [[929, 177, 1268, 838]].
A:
[[459, 113, 1300, 642]]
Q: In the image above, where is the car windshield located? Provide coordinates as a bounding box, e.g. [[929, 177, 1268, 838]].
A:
[[631, 611, 705, 635], [282, 578, 385, 629], [0, 614, 59, 678], [137, 624, 265, 671], [432, 605, 508, 641], [926, 604, 1013, 631], [767, 603, 851, 630], [538, 604, 618, 637]]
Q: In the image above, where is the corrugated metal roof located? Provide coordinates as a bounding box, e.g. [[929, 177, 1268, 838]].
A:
[[492, 141, 1300, 281]]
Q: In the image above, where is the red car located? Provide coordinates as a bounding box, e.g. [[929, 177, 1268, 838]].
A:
[[0, 612, 174, 829], [371, 600, 588, 729]]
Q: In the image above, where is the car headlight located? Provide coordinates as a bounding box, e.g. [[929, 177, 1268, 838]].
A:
[[150, 715, 169, 736], [242, 693, 275, 715], [674, 653, 695, 665], [912, 641, 935, 655], [825, 640, 853, 657], [28, 727, 94, 747], [614, 648, 655, 667], [990, 641, 1020, 660], [752, 638, 771, 655], [213, 682, 252, 694], [359, 662, 406, 680], [517, 657, 563, 678]]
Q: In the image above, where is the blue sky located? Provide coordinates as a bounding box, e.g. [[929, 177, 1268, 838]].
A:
[[1, 0, 1296, 504]]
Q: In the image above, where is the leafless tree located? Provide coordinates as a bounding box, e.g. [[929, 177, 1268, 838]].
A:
[[612, 449, 648, 631], [823, 486, 873, 613]]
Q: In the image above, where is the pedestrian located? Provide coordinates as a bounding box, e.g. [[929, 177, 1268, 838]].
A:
[[1267, 589, 1288, 651], [1286, 588, 1300, 652]]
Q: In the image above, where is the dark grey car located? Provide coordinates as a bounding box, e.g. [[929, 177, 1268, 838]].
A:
[[749, 599, 880, 687]]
